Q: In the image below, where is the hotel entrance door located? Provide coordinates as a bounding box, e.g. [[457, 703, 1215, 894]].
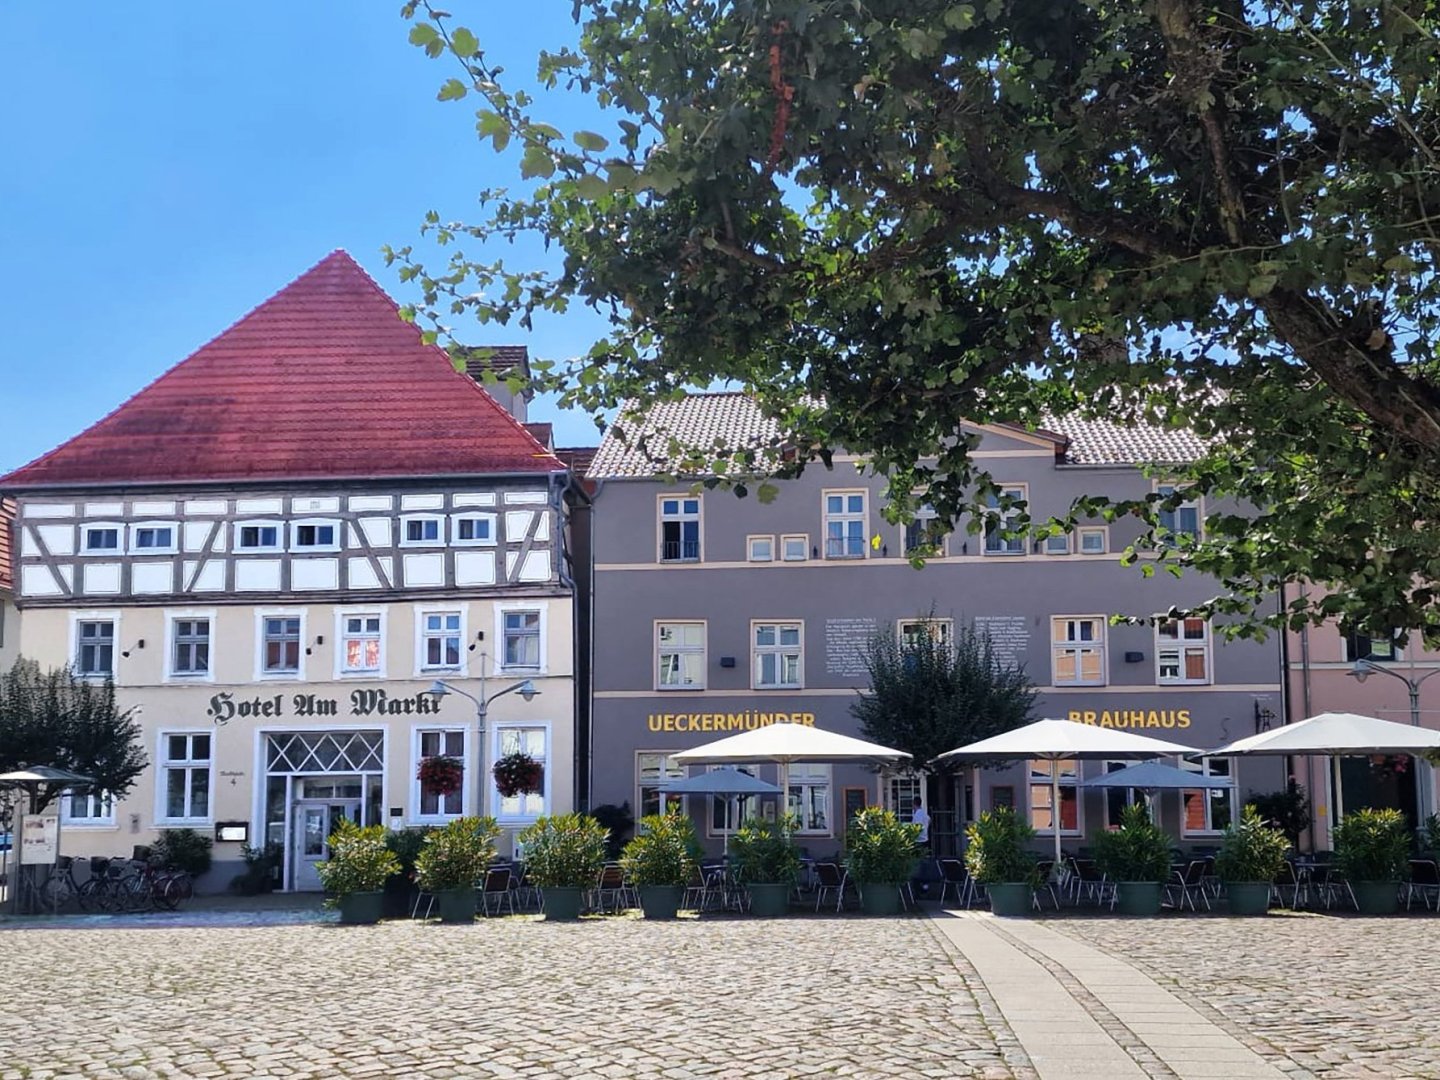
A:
[[291, 800, 361, 891]]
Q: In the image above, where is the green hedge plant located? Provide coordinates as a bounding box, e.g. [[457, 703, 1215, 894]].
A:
[[1092, 803, 1171, 883], [1214, 805, 1291, 883], [845, 807, 920, 885], [317, 820, 401, 899], [1335, 807, 1411, 882], [730, 815, 803, 886], [964, 807, 1041, 887], [621, 811, 700, 887], [519, 813, 610, 888], [414, 816, 500, 892], [151, 828, 214, 876]]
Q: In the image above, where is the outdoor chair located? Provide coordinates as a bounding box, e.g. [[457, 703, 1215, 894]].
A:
[[590, 863, 636, 914], [682, 865, 720, 913], [813, 861, 858, 912], [1067, 858, 1115, 907], [1166, 860, 1211, 912], [1271, 860, 1307, 910], [1407, 860, 1440, 911], [1032, 860, 1061, 910], [479, 867, 514, 916], [411, 889, 436, 919], [937, 858, 975, 909], [509, 864, 540, 913]]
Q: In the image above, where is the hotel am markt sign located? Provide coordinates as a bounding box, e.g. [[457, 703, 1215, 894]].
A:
[[208, 689, 442, 724]]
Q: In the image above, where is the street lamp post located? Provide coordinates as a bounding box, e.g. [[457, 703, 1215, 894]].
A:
[[1349, 658, 1440, 819], [425, 660, 539, 818]]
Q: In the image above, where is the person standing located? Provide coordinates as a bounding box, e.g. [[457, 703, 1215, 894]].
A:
[[911, 797, 932, 896]]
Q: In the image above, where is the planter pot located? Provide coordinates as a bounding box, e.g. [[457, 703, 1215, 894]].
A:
[[542, 886, 585, 921], [859, 882, 904, 916], [1114, 881, 1163, 916], [985, 882, 1033, 917], [747, 883, 791, 917], [437, 886, 477, 924], [337, 891, 384, 926], [1225, 882, 1272, 916], [639, 885, 683, 920], [1354, 880, 1400, 915]]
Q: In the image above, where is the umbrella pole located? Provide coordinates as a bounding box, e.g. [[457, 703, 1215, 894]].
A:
[[1052, 758, 1063, 872]]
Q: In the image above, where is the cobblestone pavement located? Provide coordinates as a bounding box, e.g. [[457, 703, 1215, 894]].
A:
[[1048, 912, 1440, 1079], [0, 913, 1025, 1080]]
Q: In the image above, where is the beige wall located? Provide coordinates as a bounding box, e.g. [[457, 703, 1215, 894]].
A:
[[0, 593, 17, 673]]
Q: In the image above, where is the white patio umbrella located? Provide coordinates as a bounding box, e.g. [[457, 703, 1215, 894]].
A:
[[933, 718, 1197, 867], [672, 723, 910, 767], [1208, 711, 1440, 822]]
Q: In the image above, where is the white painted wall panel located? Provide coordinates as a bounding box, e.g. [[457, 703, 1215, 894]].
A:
[[183, 499, 228, 516], [82, 563, 122, 594], [504, 511, 534, 539], [192, 561, 225, 592], [23, 503, 76, 519], [36, 524, 74, 555], [292, 558, 340, 591], [132, 563, 173, 594], [235, 560, 282, 591], [83, 502, 124, 517], [349, 558, 380, 590], [359, 518, 391, 547], [20, 566, 62, 596], [402, 553, 445, 587], [520, 551, 551, 582], [292, 496, 340, 513], [132, 501, 177, 516], [454, 551, 497, 586], [505, 490, 548, 505], [182, 522, 213, 552], [235, 497, 284, 514], [400, 494, 445, 511], [348, 495, 393, 511], [453, 493, 497, 507]]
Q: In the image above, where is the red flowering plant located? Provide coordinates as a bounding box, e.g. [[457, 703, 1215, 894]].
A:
[[417, 755, 464, 796], [492, 752, 543, 798]]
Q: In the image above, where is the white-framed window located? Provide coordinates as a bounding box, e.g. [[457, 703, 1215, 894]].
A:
[[747, 535, 775, 562], [823, 491, 867, 559], [158, 731, 213, 824], [637, 752, 687, 818], [1077, 526, 1108, 555], [290, 519, 340, 551], [659, 495, 702, 562], [81, 523, 121, 553], [656, 621, 706, 690], [983, 485, 1026, 555], [904, 502, 946, 556], [1044, 533, 1069, 555], [1156, 617, 1212, 684], [74, 617, 117, 677], [493, 723, 549, 822], [60, 789, 115, 826], [1156, 483, 1201, 541], [781, 534, 809, 561], [500, 608, 543, 671], [258, 612, 304, 678], [167, 614, 213, 679], [753, 621, 803, 689], [708, 764, 762, 835], [401, 515, 443, 547], [338, 611, 385, 677], [414, 728, 468, 822], [1181, 757, 1236, 836], [1343, 625, 1401, 663], [418, 609, 464, 672], [1028, 759, 1080, 835], [129, 522, 178, 554], [235, 521, 282, 552], [787, 763, 831, 835], [1052, 616, 1107, 686], [899, 618, 954, 650], [451, 513, 496, 546]]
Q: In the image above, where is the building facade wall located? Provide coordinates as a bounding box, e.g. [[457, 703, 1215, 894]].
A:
[[590, 441, 1286, 855]]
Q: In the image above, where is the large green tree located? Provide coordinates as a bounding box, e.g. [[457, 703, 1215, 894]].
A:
[[0, 659, 147, 813], [391, 0, 1440, 640]]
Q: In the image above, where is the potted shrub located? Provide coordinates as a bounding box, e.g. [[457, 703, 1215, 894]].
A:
[[1213, 805, 1290, 915], [414, 816, 500, 923], [519, 813, 610, 920], [1092, 803, 1171, 915], [730, 815, 802, 917], [230, 841, 282, 896], [382, 827, 430, 919], [964, 807, 1041, 917], [620, 810, 700, 919], [845, 807, 921, 915], [1334, 806, 1410, 915], [316, 820, 401, 925]]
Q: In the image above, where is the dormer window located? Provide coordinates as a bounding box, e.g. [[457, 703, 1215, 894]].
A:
[[236, 522, 282, 552], [401, 516, 443, 547], [452, 514, 495, 545], [83, 526, 120, 553], [130, 523, 177, 554], [291, 520, 339, 551]]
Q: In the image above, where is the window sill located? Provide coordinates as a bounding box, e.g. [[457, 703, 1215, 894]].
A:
[[754, 685, 804, 692], [340, 670, 386, 680], [166, 673, 215, 683], [157, 819, 214, 829], [1052, 681, 1109, 689], [656, 684, 706, 692], [1157, 679, 1213, 687], [60, 822, 119, 831], [658, 558, 702, 565]]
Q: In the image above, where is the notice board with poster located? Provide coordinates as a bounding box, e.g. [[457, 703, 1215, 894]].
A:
[[20, 815, 58, 865]]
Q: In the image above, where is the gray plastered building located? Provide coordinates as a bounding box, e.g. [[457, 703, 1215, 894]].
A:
[[586, 393, 1286, 857]]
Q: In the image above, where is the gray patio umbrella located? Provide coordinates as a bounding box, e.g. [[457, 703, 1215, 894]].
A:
[[658, 767, 783, 855], [1079, 761, 1234, 791], [0, 765, 95, 810]]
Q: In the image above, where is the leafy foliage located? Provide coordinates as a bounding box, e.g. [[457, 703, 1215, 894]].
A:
[[414, 815, 500, 892], [729, 814, 803, 885], [0, 658, 147, 812], [385, 827, 432, 878], [964, 807, 1042, 886], [492, 752, 543, 798], [1247, 782, 1312, 847], [1334, 807, 1411, 882], [393, 0, 1440, 641], [845, 806, 921, 884], [621, 810, 700, 887], [1092, 803, 1171, 883], [851, 615, 1036, 771], [1213, 805, 1292, 883], [518, 813, 611, 887], [317, 820, 402, 898], [589, 802, 635, 858], [150, 828, 213, 876], [231, 841, 283, 895]]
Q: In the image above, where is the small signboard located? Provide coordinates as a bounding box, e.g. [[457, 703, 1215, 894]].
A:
[[20, 815, 58, 865]]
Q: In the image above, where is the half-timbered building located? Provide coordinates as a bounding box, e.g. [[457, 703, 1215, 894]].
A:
[[0, 252, 579, 889]]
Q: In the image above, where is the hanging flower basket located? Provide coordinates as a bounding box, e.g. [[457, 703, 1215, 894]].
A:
[[493, 752, 543, 798], [417, 755, 464, 796]]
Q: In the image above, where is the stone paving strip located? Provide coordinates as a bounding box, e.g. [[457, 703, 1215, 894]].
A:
[[0, 914, 1021, 1080], [931, 911, 1292, 1080], [1045, 912, 1440, 1079]]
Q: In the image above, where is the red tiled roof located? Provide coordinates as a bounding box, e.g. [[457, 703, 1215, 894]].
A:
[[1, 252, 563, 489], [0, 499, 13, 592]]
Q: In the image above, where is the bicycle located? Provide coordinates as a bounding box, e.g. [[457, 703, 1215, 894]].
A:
[[19, 856, 110, 913], [113, 859, 194, 912]]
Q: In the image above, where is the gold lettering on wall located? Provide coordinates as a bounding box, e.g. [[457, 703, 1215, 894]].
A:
[[1067, 709, 1191, 729], [645, 711, 818, 732]]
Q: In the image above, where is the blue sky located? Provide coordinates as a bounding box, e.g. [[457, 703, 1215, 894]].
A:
[[0, 3, 612, 474]]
